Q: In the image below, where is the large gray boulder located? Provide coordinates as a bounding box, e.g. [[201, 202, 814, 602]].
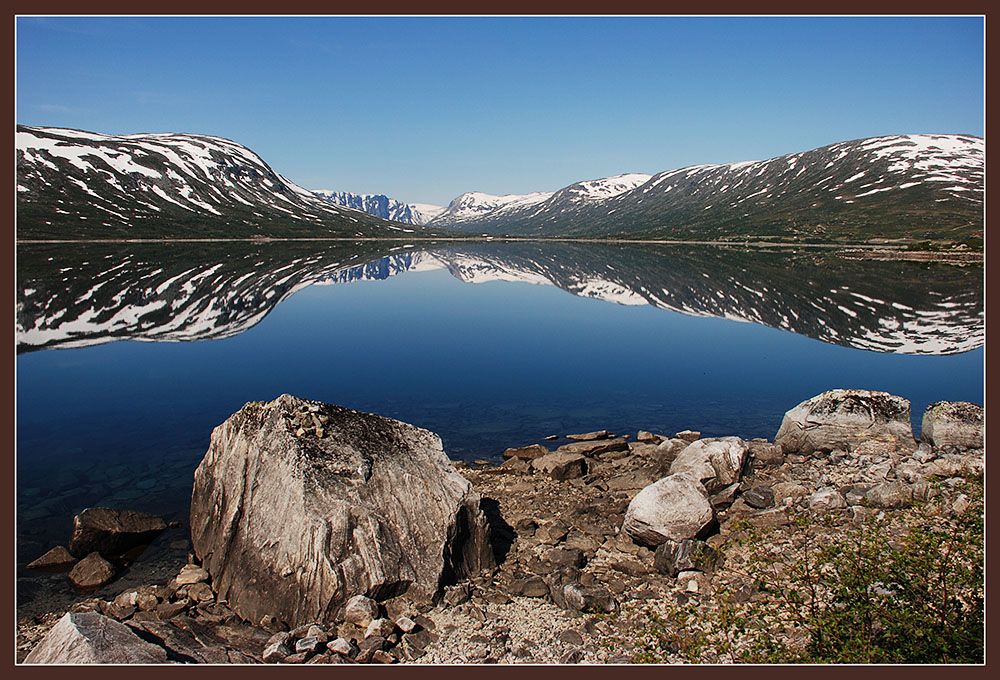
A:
[[774, 389, 915, 455], [24, 612, 168, 664], [669, 437, 749, 492], [190, 395, 494, 628], [921, 401, 983, 451], [621, 473, 716, 546]]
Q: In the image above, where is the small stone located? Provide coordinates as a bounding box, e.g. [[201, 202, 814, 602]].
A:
[[637, 431, 664, 444], [561, 583, 616, 614], [395, 616, 418, 634], [443, 583, 471, 606], [135, 593, 159, 611], [560, 648, 585, 664], [113, 591, 138, 608], [502, 444, 550, 460], [546, 547, 586, 568], [328, 637, 358, 657], [282, 651, 310, 664], [371, 650, 396, 664], [514, 518, 538, 536], [558, 629, 584, 645], [674, 430, 701, 443], [295, 636, 323, 654], [68, 552, 117, 590], [536, 522, 570, 545], [709, 482, 741, 507], [412, 614, 435, 631], [509, 577, 549, 598], [343, 594, 379, 627], [742, 486, 775, 509], [262, 640, 292, 663], [365, 618, 396, 639], [532, 452, 588, 481], [357, 635, 388, 661], [266, 631, 292, 647], [27, 546, 77, 570], [99, 600, 135, 621], [653, 539, 722, 577], [565, 430, 610, 441], [175, 565, 209, 585], [808, 489, 846, 511], [186, 582, 214, 603], [155, 601, 188, 619], [865, 481, 913, 509]]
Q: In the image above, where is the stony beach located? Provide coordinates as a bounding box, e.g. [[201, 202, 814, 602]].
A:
[[17, 391, 984, 664]]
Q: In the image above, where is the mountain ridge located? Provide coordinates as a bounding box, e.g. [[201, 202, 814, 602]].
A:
[[310, 190, 444, 225], [424, 134, 984, 242], [15, 125, 450, 240], [16, 126, 983, 243]]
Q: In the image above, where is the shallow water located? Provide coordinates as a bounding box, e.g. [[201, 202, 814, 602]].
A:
[[15, 240, 983, 612]]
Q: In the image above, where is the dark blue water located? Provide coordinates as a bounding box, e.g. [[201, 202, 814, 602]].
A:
[[15, 242, 984, 575]]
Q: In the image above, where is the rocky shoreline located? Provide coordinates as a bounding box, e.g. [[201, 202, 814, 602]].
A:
[[18, 391, 984, 664]]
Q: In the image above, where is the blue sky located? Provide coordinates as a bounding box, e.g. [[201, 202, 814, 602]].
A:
[[16, 16, 984, 206]]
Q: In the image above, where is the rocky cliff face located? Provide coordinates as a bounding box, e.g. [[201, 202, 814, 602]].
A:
[[189, 395, 494, 628]]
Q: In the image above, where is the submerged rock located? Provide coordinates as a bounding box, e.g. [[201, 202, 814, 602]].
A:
[[921, 401, 983, 452], [565, 430, 611, 441], [190, 395, 494, 628], [774, 389, 915, 455]]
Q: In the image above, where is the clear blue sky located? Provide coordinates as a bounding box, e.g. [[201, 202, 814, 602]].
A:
[[16, 16, 984, 207]]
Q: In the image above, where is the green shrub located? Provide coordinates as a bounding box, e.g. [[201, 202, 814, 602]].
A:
[[627, 474, 984, 664]]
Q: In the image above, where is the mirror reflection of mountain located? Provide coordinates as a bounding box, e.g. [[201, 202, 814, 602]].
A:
[[17, 241, 982, 355], [16, 241, 403, 353]]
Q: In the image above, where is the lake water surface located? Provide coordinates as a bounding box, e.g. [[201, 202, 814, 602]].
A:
[[15, 240, 983, 610]]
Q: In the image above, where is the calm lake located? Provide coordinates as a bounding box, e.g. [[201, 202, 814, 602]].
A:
[[15, 240, 983, 611]]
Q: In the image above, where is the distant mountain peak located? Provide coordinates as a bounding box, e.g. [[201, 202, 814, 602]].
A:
[[309, 190, 444, 226]]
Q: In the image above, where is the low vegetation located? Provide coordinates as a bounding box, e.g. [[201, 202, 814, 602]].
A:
[[615, 473, 984, 664]]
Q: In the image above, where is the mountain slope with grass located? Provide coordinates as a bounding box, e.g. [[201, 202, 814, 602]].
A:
[[427, 135, 984, 242], [15, 125, 451, 240]]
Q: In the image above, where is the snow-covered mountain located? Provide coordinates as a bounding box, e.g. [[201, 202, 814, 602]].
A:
[[17, 241, 982, 356], [426, 135, 984, 241], [310, 190, 445, 226], [429, 190, 555, 228], [15, 125, 448, 239]]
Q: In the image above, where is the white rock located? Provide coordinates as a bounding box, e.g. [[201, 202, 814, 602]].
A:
[[775, 389, 915, 455], [24, 612, 167, 664], [622, 473, 716, 546]]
